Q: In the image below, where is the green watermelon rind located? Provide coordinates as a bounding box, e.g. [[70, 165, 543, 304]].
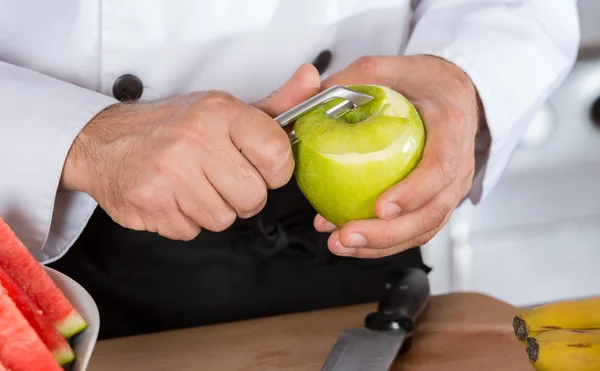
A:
[[56, 310, 88, 339], [53, 348, 76, 366], [0, 265, 76, 366], [0, 217, 89, 338]]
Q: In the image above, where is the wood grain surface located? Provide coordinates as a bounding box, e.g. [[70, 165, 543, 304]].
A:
[[88, 293, 533, 371]]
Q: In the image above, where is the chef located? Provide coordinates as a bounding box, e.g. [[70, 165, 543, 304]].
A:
[[0, 1, 579, 339]]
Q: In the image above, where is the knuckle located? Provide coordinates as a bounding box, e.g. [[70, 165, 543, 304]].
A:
[[178, 226, 201, 241], [209, 210, 237, 232], [156, 222, 179, 240], [235, 160, 261, 184], [198, 90, 243, 120], [437, 152, 459, 185], [415, 231, 436, 246], [445, 107, 467, 125], [400, 185, 424, 210], [202, 90, 236, 109], [236, 184, 268, 218], [381, 227, 399, 248], [422, 203, 447, 231], [129, 184, 160, 211], [153, 154, 178, 177], [257, 134, 292, 169], [353, 56, 381, 74], [155, 226, 173, 239]]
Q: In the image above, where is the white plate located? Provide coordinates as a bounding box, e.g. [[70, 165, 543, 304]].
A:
[[44, 267, 100, 371]]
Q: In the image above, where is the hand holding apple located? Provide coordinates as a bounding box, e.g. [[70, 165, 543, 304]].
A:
[[311, 55, 481, 258], [294, 84, 426, 226]]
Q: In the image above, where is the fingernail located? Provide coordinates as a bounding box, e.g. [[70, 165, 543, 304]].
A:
[[382, 203, 401, 219], [345, 233, 366, 248], [334, 240, 356, 256]]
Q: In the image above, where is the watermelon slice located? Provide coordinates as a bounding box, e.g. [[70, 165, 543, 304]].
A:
[[0, 265, 75, 365], [0, 217, 87, 338], [0, 280, 62, 371]]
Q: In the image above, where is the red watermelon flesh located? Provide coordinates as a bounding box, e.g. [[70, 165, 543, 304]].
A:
[[0, 280, 62, 371], [0, 265, 75, 365], [0, 217, 87, 338], [0, 361, 6, 371]]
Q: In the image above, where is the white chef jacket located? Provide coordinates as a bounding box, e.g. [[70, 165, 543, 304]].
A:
[[0, 0, 580, 264]]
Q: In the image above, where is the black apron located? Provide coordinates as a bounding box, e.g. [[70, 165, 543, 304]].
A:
[[49, 176, 430, 339]]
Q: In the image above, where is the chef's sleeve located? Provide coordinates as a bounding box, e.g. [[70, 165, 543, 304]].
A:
[[0, 61, 118, 263], [404, 0, 580, 204]]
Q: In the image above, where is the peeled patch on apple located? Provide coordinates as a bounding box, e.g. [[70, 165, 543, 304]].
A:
[[293, 84, 425, 227]]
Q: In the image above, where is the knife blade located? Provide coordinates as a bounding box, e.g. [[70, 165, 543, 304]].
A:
[[321, 268, 430, 371]]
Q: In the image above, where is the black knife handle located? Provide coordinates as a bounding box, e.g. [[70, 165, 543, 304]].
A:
[[364, 268, 430, 334]]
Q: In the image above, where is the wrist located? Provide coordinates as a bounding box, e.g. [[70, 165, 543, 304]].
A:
[[59, 103, 124, 194]]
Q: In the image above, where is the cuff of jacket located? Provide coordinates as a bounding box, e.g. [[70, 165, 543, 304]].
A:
[[0, 62, 118, 264], [36, 97, 116, 264]]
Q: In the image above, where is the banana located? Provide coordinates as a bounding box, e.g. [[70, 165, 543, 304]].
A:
[[526, 329, 600, 370], [533, 328, 600, 343], [513, 297, 600, 341]]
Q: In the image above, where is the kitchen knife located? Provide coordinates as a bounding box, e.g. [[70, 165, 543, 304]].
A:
[[321, 267, 430, 371]]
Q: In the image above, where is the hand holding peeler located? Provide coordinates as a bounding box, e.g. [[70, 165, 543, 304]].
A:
[[274, 85, 374, 145]]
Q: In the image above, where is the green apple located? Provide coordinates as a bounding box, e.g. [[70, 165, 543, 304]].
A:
[[293, 84, 426, 227]]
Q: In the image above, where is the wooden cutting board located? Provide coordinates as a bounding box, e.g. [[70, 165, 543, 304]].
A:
[[88, 293, 533, 370]]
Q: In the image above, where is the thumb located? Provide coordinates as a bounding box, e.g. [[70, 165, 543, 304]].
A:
[[252, 63, 321, 117]]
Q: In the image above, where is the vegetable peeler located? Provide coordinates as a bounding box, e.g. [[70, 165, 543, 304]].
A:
[[274, 85, 374, 145]]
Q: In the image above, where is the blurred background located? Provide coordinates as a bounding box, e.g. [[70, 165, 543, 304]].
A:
[[422, 0, 600, 308]]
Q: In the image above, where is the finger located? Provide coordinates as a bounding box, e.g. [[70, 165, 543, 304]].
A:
[[203, 139, 269, 219], [343, 170, 473, 258], [356, 169, 473, 256], [314, 214, 338, 233], [252, 63, 322, 116], [123, 180, 201, 240], [320, 56, 437, 102], [336, 187, 457, 250], [332, 204, 455, 259], [135, 196, 201, 241], [321, 56, 396, 90], [229, 64, 321, 189], [374, 106, 464, 220], [232, 111, 295, 190], [155, 209, 202, 241], [177, 174, 237, 232]]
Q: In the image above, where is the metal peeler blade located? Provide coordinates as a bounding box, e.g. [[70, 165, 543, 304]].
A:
[[274, 85, 374, 145]]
